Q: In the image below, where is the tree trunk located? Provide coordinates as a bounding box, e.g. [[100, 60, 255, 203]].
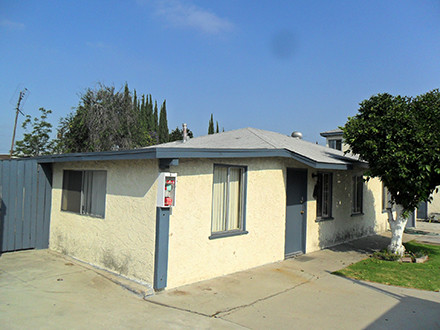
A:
[[387, 205, 408, 256]]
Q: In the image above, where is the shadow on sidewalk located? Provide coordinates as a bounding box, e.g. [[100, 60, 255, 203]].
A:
[[325, 234, 391, 254], [334, 275, 440, 329]]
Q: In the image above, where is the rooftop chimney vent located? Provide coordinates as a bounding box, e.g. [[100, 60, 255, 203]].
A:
[[291, 131, 303, 139], [182, 123, 188, 143]]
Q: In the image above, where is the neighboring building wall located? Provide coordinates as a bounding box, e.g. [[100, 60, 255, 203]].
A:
[[428, 188, 440, 215], [50, 159, 158, 287], [166, 157, 287, 289]]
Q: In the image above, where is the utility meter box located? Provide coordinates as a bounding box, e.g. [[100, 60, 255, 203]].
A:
[[157, 172, 177, 208]]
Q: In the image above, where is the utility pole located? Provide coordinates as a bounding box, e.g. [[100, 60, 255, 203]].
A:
[[9, 88, 28, 158]]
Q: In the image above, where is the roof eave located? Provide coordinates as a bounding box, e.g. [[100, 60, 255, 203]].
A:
[[35, 148, 157, 163], [35, 147, 365, 171], [320, 132, 344, 138]]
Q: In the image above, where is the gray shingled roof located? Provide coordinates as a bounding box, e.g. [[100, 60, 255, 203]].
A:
[[38, 127, 364, 170], [153, 127, 362, 169]]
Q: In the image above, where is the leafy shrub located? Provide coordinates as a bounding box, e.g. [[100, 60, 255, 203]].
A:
[[372, 250, 401, 261]]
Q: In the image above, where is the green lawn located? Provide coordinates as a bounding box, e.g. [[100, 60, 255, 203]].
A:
[[333, 241, 440, 291]]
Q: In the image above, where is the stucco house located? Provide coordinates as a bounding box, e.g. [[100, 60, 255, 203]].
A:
[[37, 127, 394, 292]]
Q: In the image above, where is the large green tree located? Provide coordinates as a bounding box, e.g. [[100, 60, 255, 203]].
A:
[[343, 89, 440, 255], [56, 83, 155, 153], [14, 107, 54, 157]]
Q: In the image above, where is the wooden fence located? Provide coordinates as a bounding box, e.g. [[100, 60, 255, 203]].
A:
[[0, 159, 52, 252]]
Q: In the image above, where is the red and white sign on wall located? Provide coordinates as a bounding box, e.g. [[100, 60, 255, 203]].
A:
[[157, 172, 177, 208]]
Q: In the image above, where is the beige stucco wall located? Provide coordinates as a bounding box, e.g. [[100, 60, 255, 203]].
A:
[[283, 159, 389, 253], [49, 159, 158, 287], [166, 158, 287, 289], [308, 173, 389, 251], [49, 155, 390, 290]]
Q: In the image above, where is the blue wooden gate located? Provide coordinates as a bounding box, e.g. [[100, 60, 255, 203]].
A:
[[0, 159, 52, 253]]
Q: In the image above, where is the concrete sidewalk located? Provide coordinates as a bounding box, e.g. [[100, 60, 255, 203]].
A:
[[1, 225, 439, 329], [147, 228, 440, 329], [405, 220, 440, 245]]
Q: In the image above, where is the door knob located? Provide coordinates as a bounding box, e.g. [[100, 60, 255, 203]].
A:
[[300, 210, 304, 214]]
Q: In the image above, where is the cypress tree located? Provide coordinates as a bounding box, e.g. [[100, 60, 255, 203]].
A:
[[216, 121, 219, 133], [208, 114, 214, 134], [133, 89, 138, 112], [140, 94, 145, 123], [153, 100, 158, 132], [146, 95, 154, 131], [140, 94, 147, 136], [123, 83, 131, 109], [158, 100, 169, 143], [122, 83, 133, 143]]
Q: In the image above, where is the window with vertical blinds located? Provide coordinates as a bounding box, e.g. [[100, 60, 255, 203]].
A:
[[315, 172, 332, 219], [211, 165, 247, 237], [61, 170, 107, 218], [352, 175, 363, 214]]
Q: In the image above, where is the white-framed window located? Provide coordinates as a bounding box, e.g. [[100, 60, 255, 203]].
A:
[[315, 172, 333, 219], [328, 139, 342, 151], [352, 175, 363, 214], [210, 164, 247, 238], [61, 170, 107, 218]]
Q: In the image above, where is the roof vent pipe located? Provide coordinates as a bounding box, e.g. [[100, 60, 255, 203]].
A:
[[291, 131, 303, 139], [183, 123, 188, 143]]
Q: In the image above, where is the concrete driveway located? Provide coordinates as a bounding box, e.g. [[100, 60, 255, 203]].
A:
[[0, 250, 240, 329], [1, 223, 440, 329]]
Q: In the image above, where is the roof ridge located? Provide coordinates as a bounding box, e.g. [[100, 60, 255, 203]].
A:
[[246, 127, 279, 149]]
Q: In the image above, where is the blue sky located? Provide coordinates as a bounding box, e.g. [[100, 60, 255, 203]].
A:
[[1, 0, 440, 153]]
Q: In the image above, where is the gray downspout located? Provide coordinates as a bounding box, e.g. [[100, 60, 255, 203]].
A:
[[153, 207, 170, 290]]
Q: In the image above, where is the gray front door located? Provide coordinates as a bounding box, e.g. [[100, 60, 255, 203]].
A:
[[285, 168, 307, 257]]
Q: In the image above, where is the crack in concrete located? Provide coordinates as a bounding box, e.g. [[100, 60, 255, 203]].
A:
[[143, 299, 251, 329], [144, 273, 320, 324], [143, 298, 213, 318]]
